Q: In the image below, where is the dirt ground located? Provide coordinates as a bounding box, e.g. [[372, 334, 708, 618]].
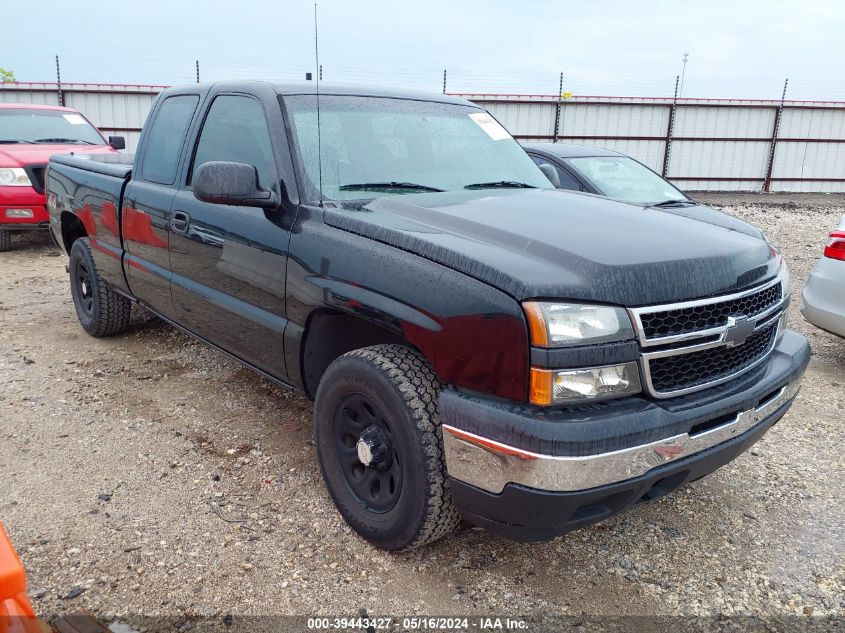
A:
[[1, 193, 843, 629]]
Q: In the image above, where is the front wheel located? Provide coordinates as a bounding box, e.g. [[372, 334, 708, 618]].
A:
[[69, 238, 132, 337], [0, 230, 11, 252], [314, 344, 460, 550]]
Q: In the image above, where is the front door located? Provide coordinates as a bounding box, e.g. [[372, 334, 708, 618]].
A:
[[123, 94, 200, 317], [168, 94, 291, 379]]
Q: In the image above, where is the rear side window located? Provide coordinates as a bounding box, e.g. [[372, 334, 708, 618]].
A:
[[141, 95, 199, 184], [190, 95, 274, 187]]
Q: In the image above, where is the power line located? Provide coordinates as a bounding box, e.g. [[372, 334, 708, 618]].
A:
[[8, 56, 845, 101]]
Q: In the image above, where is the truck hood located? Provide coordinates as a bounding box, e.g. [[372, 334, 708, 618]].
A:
[[0, 144, 115, 167], [324, 189, 779, 306]]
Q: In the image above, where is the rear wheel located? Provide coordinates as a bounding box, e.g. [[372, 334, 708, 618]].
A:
[[314, 344, 460, 550], [69, 238, 132, 337], [0, 230, 11, 252]]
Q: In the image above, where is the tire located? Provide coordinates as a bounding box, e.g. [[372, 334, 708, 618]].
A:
[[69, 238, 132, 337], [314, 344, 460, 550], [0, 230, 10, 252]]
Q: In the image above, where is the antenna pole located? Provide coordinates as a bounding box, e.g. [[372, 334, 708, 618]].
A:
[[314, 3, 323, 207]]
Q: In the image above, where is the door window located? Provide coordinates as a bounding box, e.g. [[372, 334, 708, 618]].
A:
[[530, 155, 583, 191], [190, 96, 275, 188], [141, 95, 199, 184]]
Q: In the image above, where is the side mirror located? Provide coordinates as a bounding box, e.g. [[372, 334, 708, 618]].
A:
[[538, 163, 561, 188], [108, 135, 126, 150], [192, 161, 278, 209]]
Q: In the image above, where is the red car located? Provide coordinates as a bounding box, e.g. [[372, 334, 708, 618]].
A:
[[0, 103, 123, 251]]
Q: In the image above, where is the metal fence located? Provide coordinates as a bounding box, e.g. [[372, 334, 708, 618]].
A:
[[463, 93, 845, 192], [2, 81, 845, 192]]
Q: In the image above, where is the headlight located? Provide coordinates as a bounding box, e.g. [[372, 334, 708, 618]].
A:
[[523, 302, 634, 347], [777, 259, 790, 343], [0, 168, 32, 187], [530, 362, 642, 405], [780, 258, 791, 301]]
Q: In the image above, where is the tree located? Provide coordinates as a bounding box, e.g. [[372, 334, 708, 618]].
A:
[[0, 67, 16, 83]]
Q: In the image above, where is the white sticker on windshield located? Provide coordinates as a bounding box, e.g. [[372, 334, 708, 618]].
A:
[[469, 112, 511, 141], [62, 114, 87, 125]]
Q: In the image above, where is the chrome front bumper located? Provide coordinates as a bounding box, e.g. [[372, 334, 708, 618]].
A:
[[443, 378, 801, 495]]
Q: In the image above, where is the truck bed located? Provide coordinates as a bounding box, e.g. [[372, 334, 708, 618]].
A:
[[46, 152, 134, 295], [50, 152, 134, 179]]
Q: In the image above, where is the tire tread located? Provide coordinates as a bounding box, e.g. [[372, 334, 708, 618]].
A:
[[323, 344, 461, 549], [71, 238, 132, 337]]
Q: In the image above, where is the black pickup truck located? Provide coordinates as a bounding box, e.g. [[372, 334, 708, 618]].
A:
[[46, 81, 810, 550]]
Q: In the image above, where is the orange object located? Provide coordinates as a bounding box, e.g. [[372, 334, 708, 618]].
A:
[[444, 426, 537, 460], [0, 522, 42, 633], [522, 302, 550, 347], [529, 367, 554, 405]]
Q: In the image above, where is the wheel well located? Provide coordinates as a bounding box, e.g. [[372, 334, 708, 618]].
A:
[[60, 212, 87, 253], [302, 310, 415, 399]]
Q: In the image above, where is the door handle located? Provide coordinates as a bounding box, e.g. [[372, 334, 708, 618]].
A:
[[170, 211, 190, 234]]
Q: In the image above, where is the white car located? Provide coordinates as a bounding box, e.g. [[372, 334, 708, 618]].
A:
[[801, 215, 845, 338]]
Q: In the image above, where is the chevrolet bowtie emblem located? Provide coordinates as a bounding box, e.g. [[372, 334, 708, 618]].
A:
[[725, 315, 755, 347]]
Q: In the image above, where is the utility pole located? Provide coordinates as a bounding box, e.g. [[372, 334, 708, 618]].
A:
[[442, 69, 447, 94], [679, 53, 689, 98], [195, 60, 200, 83], [764, 78, 789, 192], [662, 75, 680, 177], [55, 55, 64, 106], [553, 72, 564, 143]]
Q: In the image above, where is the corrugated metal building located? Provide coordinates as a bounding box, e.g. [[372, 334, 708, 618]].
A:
[[469, 93, 845, 192], [0, 82, 163, 153], [1, 82, 844, 191]]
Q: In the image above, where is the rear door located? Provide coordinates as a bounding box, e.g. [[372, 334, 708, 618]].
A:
[[168, 91, 295, 379], [123, 93, 200, 317]]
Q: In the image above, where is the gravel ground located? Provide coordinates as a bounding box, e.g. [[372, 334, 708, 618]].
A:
[[0, 193, 843, 630]]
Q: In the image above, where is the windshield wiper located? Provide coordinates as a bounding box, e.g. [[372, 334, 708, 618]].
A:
[[338, 181, 444, 193], [651, 199, 696, 207], [464, 181, 536, 190], [0, 139, 35, 144], [33, 137, 97, 145]]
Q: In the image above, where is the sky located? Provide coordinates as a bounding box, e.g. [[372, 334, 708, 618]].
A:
[[3, 0, 844, 100]]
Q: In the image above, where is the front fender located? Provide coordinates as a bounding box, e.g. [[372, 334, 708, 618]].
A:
[[286, 209, 530, 401]]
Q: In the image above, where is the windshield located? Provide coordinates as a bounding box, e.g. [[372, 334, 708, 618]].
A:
[[283, 95, 552, 202], [564, 156, 689, 206], [0, 108, 105, 145]]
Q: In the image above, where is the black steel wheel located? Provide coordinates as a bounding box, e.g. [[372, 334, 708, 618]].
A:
[[75, 257, 95, 318], [333, 395, 403, 513], [69, 238, 132, 337], [314, 344, 460, 550]]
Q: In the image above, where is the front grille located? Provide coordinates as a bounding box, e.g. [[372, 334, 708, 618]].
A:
[[648, 322, 778, 394], [25, 164, 47, 194], [640, 282, 782, 339]]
